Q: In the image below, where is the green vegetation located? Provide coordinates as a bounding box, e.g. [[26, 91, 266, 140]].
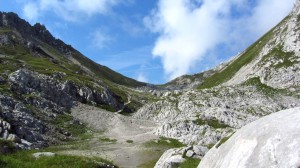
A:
[[179, 157, 201, 168], [242, 77, 278, 96], [0, 150, 116, 168], [198, 17, 289, 89], [145, 137, 185, 148], [0, 84, 10, 95], [216, 133, 234, 148], [205, 143, 215, 149], [126, 140, 134, 143], [0, 140, 16, 154], [70, 51, 145, 87], [0, 28, 12, 34], [53, 114, 89, 139], [193, 118, 229, 129], [138, 159, 157, 168], [99, 137, 117, 143], [260, 46, 296, 69]]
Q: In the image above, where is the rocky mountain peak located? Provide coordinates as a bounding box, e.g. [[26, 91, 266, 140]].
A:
[[0, 12, 73, 55]]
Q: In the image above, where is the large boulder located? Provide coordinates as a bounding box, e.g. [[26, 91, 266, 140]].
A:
[[154, 145, 206, 168], [198, 107, 300, 168]]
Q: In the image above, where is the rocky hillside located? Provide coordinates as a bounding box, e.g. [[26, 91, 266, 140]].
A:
[[0, 12, 146, 88], [0, 12, 152, 150]]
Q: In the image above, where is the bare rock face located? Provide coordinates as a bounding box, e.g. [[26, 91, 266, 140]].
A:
[[8, 69, 123, 112], [198, 107, 300, 168]]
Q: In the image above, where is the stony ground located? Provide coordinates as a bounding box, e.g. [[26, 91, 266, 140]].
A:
[[56, 104, 163, 168]]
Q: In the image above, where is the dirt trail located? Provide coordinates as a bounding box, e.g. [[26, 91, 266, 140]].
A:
[[58, 104, 160, 168]]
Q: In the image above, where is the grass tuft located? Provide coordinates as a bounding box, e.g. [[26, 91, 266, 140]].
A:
[[193, 118, 229, 129]]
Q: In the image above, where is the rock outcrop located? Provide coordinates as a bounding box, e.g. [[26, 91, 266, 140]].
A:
[[0, 68, 127, 149], [8, 69, 123, 112], [155, 146, 208, 168], [198, 107, 300, 168]]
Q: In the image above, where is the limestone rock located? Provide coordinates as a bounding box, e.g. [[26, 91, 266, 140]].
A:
[[33, 152, 56, 158], [154, 148, 186, 168], [198, 107, 300, 168]]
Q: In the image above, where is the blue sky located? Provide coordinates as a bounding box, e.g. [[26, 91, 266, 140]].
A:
[[0, 0, 295, 84]]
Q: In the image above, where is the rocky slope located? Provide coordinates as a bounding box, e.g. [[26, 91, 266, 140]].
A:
[[198, 107, 300, 168], [0, 11, 151, 150], [136, 0, 300, 167]]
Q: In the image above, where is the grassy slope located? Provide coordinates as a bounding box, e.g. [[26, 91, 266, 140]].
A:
[[70, 51, 146, 87], [0, 149, 116, 168], [198, 16, 289, 89]]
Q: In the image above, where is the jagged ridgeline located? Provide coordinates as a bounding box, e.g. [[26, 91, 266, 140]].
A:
[[0, 12, 148, 149]]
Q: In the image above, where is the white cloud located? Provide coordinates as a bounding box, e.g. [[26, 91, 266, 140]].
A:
[[92, 30, 112, 49], [22, 0, 124, 22], [145, 0, 295, 80], [248, 0, 295, 36], [22, 2, 39, 22]]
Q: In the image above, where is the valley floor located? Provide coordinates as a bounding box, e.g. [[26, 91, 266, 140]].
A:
[[56, 104, 163, 168]]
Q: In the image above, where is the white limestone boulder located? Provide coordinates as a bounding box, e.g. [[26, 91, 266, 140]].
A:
[[198, 107, 300, 168]]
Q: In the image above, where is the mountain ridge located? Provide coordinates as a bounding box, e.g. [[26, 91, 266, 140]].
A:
[[0, 12, 146, 88]]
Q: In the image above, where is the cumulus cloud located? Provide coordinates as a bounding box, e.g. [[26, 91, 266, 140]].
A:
[[145, 0, 295, 80], [23, 2, 39, 21], [22, 0, 123, 22]]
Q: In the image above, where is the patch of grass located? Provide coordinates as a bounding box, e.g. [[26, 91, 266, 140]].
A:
[[205, 143, 215, 149], [260, 46, 296, 69], [179, 157, 201, 168], [216, 133, 234, 148], [99, 137, 117, 143], [193, 118, 229, 129], [242, 77, 278, 96], [0, 84, 10, 95], [53, 114, 88, 139], [126, 140, 134, 143], [138, 159, 158, 168], [145, 137, 185, 148], [0, 140, 16, 154], [0, 28, 12, 34], [0, 150, 117, 168], [70, 51, 145, 87]]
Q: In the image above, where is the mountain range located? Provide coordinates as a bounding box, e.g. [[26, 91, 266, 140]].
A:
[[0, 0, 300, 168]]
